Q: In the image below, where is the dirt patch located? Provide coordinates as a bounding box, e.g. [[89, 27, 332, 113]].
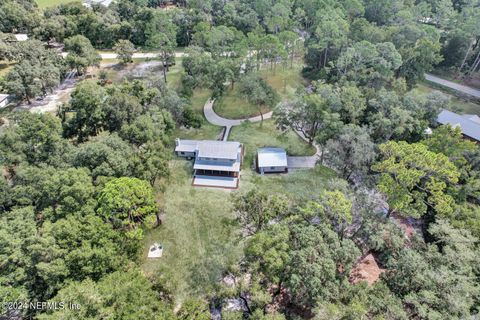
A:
[[349, 252, 385, 285]]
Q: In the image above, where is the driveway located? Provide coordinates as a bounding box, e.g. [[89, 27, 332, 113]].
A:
[[203, 99, 273, 141], [424, 73, 480, 99]]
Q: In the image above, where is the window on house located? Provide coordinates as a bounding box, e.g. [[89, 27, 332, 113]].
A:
[[181, 152, 185, 155]]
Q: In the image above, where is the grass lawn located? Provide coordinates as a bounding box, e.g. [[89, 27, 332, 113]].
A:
[[242, 165, 337, 200], [229, 120, 316, 167], [414, 83, 480, 116], [36, 0, 78, 8], [259, 62, 305, 99], [214, 61, 306, 120], [175, 88, 223, 140], [166, 58, 183, 91], [214, 86, 270, 119], [141, 160, 242, 302]]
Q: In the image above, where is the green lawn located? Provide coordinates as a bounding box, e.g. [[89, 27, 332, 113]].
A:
[[242, 165, 337, 200], [213, 86, 270, 119], [414, 83, 480, 116], [36, 0, 78, 8], [214, 62, 305, 119], [175, 88, 223, 140], [229, 120, 316, 167], [259, 62, 305, 99], [141, 160, 242, 302]]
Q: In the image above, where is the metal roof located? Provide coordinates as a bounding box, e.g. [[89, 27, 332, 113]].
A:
[[437, 109, 480, 141], [193, 159, 240, 172], [257, 147, 288, 168], [197, 141, 240, 160]]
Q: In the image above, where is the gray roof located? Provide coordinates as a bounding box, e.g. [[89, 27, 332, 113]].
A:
[[197, 141, 240, 160], [175, 139, 241, 160], [257, 147, 288, 168], [437, 109, 480, 141], [194, 159, 240, 172], [0, 94, 9, 102]]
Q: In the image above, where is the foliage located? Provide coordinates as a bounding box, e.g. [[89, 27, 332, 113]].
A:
[[373, 141, 460, 218], [97, 177, 158, 238]]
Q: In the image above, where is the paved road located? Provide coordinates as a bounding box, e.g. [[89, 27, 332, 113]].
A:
[[61, 52, 185, 59], [424, 73, 480, 99]]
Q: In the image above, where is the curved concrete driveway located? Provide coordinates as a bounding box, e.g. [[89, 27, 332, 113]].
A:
[[203, 98, 272, 141], [203, 98, 319, 168]]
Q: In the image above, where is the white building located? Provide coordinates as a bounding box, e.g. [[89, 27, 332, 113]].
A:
[[0, 94, 10, 109], [437, 109, 480, 142], [175, 139, 244, 188], [256, 147, 288, 174]]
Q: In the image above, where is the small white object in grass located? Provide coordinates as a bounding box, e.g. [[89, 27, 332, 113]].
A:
[[148, 243, 163, 258]]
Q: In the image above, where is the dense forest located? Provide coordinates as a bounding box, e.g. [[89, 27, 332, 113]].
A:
[[1, 0, 480, 319]]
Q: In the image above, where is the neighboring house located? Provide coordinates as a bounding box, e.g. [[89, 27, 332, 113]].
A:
[[175, 139, 244, 189], [437, 109, 480, 142], [256, 147, 288, 174], [0, 94, 10, 109]]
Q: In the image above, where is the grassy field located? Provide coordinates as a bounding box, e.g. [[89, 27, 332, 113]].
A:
[[214, 62, 305, 119], [175, 88, 224, 141], [141, 161, 242, 302], [414, 83, 480, 115], [36, 0, 78, 8], [214, 86, 270, 119], [0, 61, 14, 77], [229, 120, 316, 167]]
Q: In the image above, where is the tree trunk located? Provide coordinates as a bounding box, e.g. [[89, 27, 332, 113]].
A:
[[323, 46, 328, 67], [163, 61, 167, 83], [459, 40, 473, 73]]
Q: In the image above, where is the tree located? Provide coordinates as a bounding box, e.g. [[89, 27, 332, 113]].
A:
[[0, 112, 64, 167], [177, 298, 211, 320], [233, 188, 289, 236], [38, 269, 176, 320], [113, 39, 135, 64], [325, 125, 375, 180], [97, 177, 158, 239], [63, 81, 106, 142], [239, 74, 279, 124], [314, 8, 349, 68], [146, 33, 175, 83], [244, 223, 290, 287], [72, 133, 133, 179], [286, 223, 360, 306], [372, 141, 460, 218], [384, 220, 480, 319], [274, 93, 342, 146], [64, 35, 100, 75]]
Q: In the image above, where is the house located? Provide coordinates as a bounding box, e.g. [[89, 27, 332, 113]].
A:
[[0, 94, 10, 109], [437, 109, 480, 142], [256, 147, 288, 174], [175, 139, 244, 189]]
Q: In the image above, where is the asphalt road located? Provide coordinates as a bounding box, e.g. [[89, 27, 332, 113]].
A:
[[424, 73, 480, 99]]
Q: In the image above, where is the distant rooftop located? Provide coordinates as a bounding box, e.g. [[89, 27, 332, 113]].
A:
[[437, 109, 480, 141], [257, 147, 288, 168]]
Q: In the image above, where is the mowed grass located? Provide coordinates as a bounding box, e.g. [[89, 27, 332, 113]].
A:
[[214, 86, 270, 119], [242, 166, 337, 200], [214, 61, 305, 119], [175, 88, 223, 140], [36, 0, 78, 8], [229, 120, 316, 167], [414, 83, 480, 116], [142, 160, 242, 302]]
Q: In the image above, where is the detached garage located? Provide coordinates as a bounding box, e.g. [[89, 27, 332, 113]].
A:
[[257, 147, 288, 174]]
